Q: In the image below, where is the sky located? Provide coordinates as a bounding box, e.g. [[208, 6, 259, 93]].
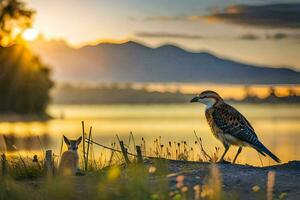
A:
[[25, 0, 300, 70]]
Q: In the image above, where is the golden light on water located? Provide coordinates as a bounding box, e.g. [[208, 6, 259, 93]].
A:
[[0, 104, 299, 166], [22, 28, 39, 41], [139, 83, 300, 100]]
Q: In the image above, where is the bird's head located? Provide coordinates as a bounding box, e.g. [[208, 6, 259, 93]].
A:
[[190, 90, 223, 108]]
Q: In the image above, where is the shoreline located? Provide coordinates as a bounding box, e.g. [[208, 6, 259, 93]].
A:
[[0, 113, 52, 122], [17, 160, 300, 200], [149, 159, 300, 199]]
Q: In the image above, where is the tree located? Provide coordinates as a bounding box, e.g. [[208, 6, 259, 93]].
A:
[[0, 0, 53, 115], [0, 0, 34, 47]]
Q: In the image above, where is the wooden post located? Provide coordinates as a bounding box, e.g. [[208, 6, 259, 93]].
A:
[[108, 143, 115, 166], [136, 145, 143, 163], [119, 141, 130, 165], [108, 150, 115, 166], [130, 132, 136, 153], [45, 150, 53, 177], [1, 154, 7, 177], [85, 126, 92, 171], [59, 136, 64, 158], [81, 121, 86, 171]]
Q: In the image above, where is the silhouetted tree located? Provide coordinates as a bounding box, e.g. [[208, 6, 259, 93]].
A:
[[243, 86, 255, 98], [0, 0, 53, 114], [268, 87, 277, 97], [0, 0, 34, 47], [288, 88, 296, 97]]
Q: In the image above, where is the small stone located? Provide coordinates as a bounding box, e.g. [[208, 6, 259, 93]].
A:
[[252, 185, 260, 192], [279, 193, 287, 200]]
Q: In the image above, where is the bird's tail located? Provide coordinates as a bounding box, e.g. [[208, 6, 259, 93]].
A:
[[252, 140, 281, 163]]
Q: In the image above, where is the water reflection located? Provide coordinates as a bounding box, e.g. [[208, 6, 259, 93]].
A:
[[0, 133, 51, 152], [0, 104, 299, 166]]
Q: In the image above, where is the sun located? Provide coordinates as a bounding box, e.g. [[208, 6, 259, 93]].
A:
[[22, 28, 39, 41]]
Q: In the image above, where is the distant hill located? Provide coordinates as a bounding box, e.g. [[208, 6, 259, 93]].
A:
[[30, 39, 300, 84], [51, 84, 300, 105], [51, 84, 192, 105]]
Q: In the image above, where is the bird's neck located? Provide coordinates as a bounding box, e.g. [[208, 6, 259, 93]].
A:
[[204, 98, 222, 110]]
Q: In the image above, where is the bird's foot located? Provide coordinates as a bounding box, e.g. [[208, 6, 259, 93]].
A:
[[217, 160, 231, 164]]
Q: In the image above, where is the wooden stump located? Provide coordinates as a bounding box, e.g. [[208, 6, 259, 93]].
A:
[[136, 145, 143, 163], [1, 154, 7, 177], [45, 150, 53, 177], [119, 141, 130, 165]]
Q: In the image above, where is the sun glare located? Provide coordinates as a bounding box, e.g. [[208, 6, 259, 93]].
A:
[[22, 28, 39, 41]]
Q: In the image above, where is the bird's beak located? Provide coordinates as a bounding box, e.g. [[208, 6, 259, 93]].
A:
[[190, 96, 200, 103]]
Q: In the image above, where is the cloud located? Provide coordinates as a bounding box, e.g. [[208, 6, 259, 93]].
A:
[[238, 34, 261, 40], [237, 33, 300, 41], [135, 32, 204, 39], [145, 3, 300, 29], [135, 31, 300, 41], [265, 33, 300, 40], [144, 15, 204, 22], [144, 16, 186, 21], [204, 3, 300, 29]]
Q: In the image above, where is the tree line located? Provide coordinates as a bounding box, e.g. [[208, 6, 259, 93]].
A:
[[0, 0, 53, 114]]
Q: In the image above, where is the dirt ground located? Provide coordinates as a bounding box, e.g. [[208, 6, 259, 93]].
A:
[[162, 160, 300, 200], [21, 160, 300, 200]]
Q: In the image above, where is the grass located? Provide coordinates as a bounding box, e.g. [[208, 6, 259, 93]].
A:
[[0, 159, 229, 200], [1, 155, 44, 180], [0, 158, 283, 200], [0, 123, 283, 200]]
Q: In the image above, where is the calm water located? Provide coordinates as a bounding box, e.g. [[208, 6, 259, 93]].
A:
[[0, 104, 299, 166]]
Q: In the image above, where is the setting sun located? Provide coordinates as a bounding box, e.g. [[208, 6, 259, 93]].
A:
[[22, 28, 39, 41]]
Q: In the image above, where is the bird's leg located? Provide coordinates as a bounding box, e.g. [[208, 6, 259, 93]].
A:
[[232, 147, 242, 164], [219, 145, 230, 163]]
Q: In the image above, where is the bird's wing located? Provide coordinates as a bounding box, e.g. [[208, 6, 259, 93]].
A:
[[213, 103, 282, 162], [212, 103, 259, 146]]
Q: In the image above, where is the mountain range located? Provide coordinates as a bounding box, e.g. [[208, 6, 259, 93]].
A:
[[29, 39, 300, 84]]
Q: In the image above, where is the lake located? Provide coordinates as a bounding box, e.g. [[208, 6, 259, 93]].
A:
[[0, 104, 299, 166]]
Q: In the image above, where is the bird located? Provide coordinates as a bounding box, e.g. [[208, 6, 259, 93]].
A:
[[190, 90, 281, 164]]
